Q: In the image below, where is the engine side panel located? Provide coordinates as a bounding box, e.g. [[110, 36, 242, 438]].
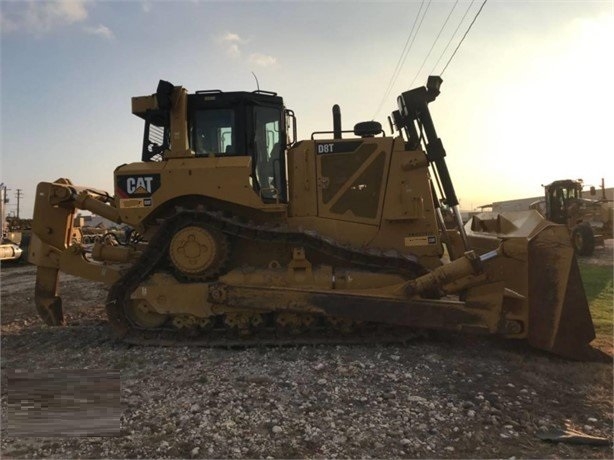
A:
[[287, 137, 442, 261]]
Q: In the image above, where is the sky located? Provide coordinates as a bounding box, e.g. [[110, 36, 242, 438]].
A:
[[1, 0, 613, 218]]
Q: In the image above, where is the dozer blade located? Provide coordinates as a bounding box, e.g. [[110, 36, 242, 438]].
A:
[[468, 211, 597, 360], [527, 225, 596, 360]]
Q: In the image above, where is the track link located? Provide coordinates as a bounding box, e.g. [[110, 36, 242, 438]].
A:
[[106, 209, 429, 345]]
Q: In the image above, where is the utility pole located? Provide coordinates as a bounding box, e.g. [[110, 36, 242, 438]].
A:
[[15, 189, 23, 219], [0, 184, 8, 236]]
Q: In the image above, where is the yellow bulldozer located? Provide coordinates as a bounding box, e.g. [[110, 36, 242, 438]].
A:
[[28, 77, 596, 359]]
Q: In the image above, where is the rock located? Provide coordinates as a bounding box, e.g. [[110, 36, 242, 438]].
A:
[[588, 417, 598, 423], [314, 363, 325, 371], [163, 423, 175, 434], [272, 425, 283, 434], [160, 441, 170, 450], [317, 378, 327, 385], [445, 446, 455, 452], [245, 375, 273, 384], [391, 355, 400, 361], [407, 395, 427, 403], [400, 438, 411, 446], [191, 447, 200, 457], [467, 409, 476, 418]]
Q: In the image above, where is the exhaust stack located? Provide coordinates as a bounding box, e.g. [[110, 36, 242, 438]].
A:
[[332, 104, 342, 139]]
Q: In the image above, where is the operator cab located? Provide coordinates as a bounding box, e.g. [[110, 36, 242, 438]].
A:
[[188, 90, 288, 202], [135, 81, 291, 203], [544, 179, 582, 224]]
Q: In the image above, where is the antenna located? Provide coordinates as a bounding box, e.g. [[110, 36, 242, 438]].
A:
[[251, 71, 260, 92]]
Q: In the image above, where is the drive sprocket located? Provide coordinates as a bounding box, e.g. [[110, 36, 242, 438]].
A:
[[168, 223, 228, 281]]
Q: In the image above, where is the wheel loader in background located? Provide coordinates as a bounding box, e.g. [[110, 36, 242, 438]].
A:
[[28, 77, 596, 359], [530, 179, 613, 256]]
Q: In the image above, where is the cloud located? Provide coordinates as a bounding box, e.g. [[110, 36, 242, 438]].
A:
[[2, 1, 113, 40], [141, 1, 152, 13], [217, 32, 247, 57], [84, 24, 115, 40], [226, 43, 240, 57], [215, 32, 278, 67], [24, 0, 88, 32], [249, 53, 277, 67], [0, 12, 19, 34], [221, 32, 242, 43], [1, 0, 88, 34]]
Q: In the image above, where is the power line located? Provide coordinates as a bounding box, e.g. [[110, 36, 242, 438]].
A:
[[430, 0, 476, 75], [440, 0, 489, 76], [408, 0, 460, 88], [372, 0, 426, 119], [372, 0, 432, 119]]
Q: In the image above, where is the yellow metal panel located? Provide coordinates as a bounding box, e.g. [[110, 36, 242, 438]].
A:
[[287, 142, 317, 217], [115, 157, 287, 227], [315, 138, 392, 225], [131, 95, 157, 116]]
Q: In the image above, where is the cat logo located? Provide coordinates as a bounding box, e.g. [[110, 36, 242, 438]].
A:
[[127, 177, 153, 194], [116, 174, 161, 198]]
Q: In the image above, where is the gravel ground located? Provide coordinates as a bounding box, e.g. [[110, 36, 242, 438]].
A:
[[1, 243, 612, 459]]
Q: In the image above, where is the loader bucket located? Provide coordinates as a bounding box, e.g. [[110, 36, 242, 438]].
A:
[[467, 211, 596, 360]]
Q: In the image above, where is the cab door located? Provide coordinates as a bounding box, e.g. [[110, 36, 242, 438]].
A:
[[253, 106, 287, 202]]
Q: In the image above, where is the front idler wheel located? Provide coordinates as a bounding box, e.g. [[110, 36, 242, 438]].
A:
[[126, 299, 169, 329]]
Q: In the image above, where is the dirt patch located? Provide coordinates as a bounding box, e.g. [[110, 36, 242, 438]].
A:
[[1, 253, 612, 459]]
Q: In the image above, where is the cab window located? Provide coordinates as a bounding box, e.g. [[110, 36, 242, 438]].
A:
[[254, 106, 283, 199], [191, 109, 235, 156]]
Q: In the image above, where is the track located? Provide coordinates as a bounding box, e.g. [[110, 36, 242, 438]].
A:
[[106, 209, 429, 345]]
